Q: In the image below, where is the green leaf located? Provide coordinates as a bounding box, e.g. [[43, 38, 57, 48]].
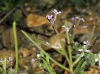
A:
[[40, 51, 44, 58], [46, 55, 50, 63], [74, 60, 83, 73], [80, 70, 84, 74]]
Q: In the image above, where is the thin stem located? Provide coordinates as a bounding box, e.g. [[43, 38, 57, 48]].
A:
[[65, 20, 73, 73], [0, 8, 16, 24], [51, 14, 70, 66], [72, 20, 80, 39], [42, 58, 56, 74], [53, 25, 70, 65], [13, 21, 18, 74]]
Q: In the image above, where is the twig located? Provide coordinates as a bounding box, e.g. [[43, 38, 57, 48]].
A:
[[0, 7, 17, 24]]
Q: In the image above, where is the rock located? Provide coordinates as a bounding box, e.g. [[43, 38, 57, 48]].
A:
[[19, 58, 29, 68], [26, 14, 49, 28], [85, 66, 100, 74], [90, 41, 100, 53], [49, 34, 66, 50], [19, 47, 37, 60], [19, 48, 31, 58], [42, 34, 66, 51], [0, 25, 6, 34], [2, 27, 21, 49], [35, 69, 46, 74]]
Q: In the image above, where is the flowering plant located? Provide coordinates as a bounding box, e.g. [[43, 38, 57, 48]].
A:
[[22, 9, 100, 74]]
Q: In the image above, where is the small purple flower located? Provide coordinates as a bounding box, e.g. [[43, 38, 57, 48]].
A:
[[75, 17, 79, 20], [71, 17, 85, 22], [71, 17, 79, 21], [83, 41, 88, 45], [72, 17, 75, 21], [53, 9, 58, 13], [53, 9, 61, 15], [46, 9, 61, 24], [46, 15, 53, 23]]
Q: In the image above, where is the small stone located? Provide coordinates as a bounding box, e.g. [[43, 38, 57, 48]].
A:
[[19, 48, 31, 58]]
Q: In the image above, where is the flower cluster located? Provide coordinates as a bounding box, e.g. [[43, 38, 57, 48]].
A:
[[62, 25, 70, 32], [31, 54, 40, 63], [72, 17, 85, 22], [46, 9, 61, 23], [46, 15, 53, 23], [53, 9, 61, 15]]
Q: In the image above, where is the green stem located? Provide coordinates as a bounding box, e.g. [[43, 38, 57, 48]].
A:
[[53, 26, 70, 65], [13, 21, 18, 74], [22, 31, 70, 71], [65, 20, 73, 73], [50, 14, 70, 66]]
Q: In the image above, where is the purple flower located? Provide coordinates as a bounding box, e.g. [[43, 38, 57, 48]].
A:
[[46, 15, 53, 23], [71, 17, 79, 21], [46, 9, 61, 24], [75, 17, 79, 20], [72, 17, 75, 21], [71, 17, 85, 22], [83, 41, 88, 45], [53, 9, 61, 15], [53, 9, 58, 13]]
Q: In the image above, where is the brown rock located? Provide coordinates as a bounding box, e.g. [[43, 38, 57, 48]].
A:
[[19, 48, 31, 58], [90, 41, 100, 53], [2, 27, 21, 49], [42, 34, 66, 51], [19, 58, 28, 68], [0, 25, 6, 34], [26, 14, 49, 28], [49, 34, 66, 50]]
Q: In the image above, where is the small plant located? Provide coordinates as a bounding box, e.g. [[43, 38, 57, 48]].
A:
[[39, 52, 56, 74], [0, 57, 12, 74], [21, 9, 100, 74]]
